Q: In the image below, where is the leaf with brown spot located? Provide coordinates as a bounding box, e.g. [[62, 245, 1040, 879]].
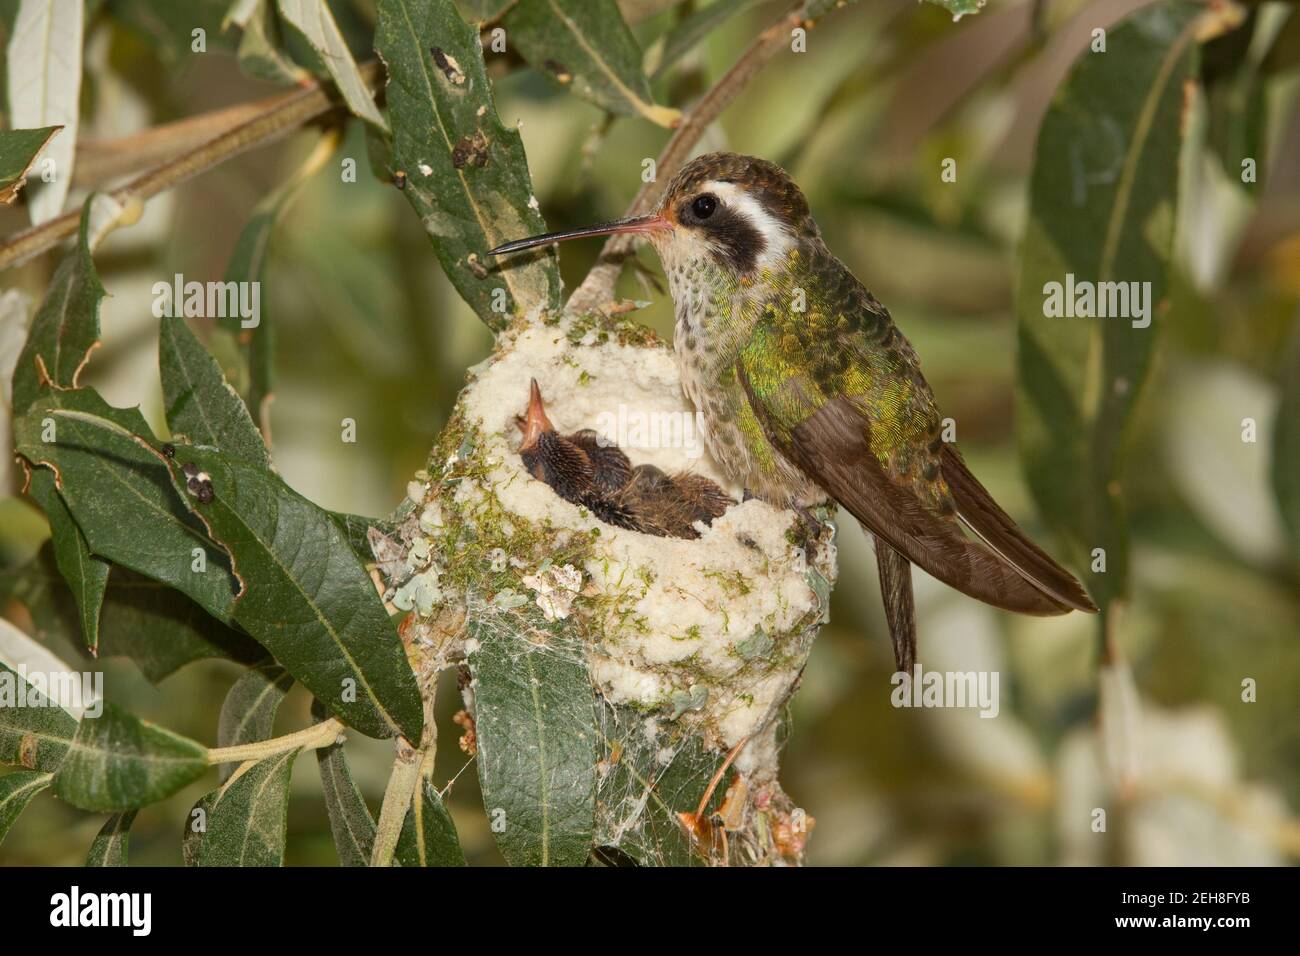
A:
[[376, 0, 560, 328], [0, 126, 60, 205]]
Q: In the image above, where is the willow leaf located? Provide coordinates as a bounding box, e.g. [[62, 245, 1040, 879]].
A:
[[1015, 1, 1204, 611], [469, 613, 597, 866], [5, 0, 83, 222], [160, 315, 271, 468], [395, 777, 465, 867], [53, 703, 208, 812], [217, 662, 293, 783], [162, 445, 423, 741], [11, 200, 105, 415], [277, 0, 387, 128], [25, 468, 109, 653], [504, 0, 679, 127], [0, 770, 52, 847], [85, 810, 137, 866], [314, 698, 376, 866], [0, 125, 60, 204], [14, 389, 242, 624], [376, 0, 561, 328], [0, 616, 83, 773], [193, 750, 298, 866]]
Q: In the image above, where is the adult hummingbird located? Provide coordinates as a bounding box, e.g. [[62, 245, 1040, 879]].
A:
[[490, 152, 1097, 671]]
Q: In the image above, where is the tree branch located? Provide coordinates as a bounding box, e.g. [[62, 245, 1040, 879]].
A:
[[71, 95, 296, 190], [0, 64, 382, 272], [565, 0, 841, 314]]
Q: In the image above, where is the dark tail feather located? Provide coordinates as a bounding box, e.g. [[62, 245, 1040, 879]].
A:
[[875, 538, 916, 673], [939, 445, 1098, 614]]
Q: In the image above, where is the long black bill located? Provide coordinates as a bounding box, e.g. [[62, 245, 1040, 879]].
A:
[[488, 214, 670, 257]]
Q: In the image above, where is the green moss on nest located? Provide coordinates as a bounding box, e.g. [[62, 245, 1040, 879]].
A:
[[553, 308, 664, 350], [413, 408, 642, 656]]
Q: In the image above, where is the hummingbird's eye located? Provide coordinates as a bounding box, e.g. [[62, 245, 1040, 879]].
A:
[[691, 194, 718, 220]]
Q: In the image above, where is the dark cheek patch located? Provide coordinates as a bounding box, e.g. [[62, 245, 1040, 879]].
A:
[[676, 199, 767, 274], [712, 212, 765, 274]]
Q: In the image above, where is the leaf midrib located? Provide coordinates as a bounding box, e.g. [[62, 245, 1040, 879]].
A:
[[1086, 16, 1197, 424], [541, 0, 654, 116], [391, 0, 530, 307], [216, 481, 402, 738]]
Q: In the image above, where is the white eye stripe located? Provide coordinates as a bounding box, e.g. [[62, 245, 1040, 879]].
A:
[[700, 180, 793, 268]]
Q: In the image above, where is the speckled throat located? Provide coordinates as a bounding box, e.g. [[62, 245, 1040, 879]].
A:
[[660, 245, 829, 509]]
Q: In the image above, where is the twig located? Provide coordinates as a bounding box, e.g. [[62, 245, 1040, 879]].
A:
[[71, 95, 299, 190], [371, 739, 422, 867], [206, 717, 345, 764], [0, 63, 382, 272], [694, 734, 749, 821], [566, 0, 840, 314], [370, 686, 440, 866]]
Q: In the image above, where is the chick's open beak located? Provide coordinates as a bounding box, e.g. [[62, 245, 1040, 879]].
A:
[[517, 378, 553, 451], [488, 214, 671, 257]]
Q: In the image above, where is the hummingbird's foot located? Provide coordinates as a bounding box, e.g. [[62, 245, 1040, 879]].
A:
[[742, 488, 756, 502]]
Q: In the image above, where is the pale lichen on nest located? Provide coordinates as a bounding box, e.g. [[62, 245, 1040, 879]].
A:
[[375, 311, 838, 862]]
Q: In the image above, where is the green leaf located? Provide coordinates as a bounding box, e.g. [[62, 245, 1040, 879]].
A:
[[53, 702, 208, 812], [646, 0, 760, 80], [92, 568, 263, 683], [376, 0, 561, 328], [468, 613, 597, 866], [229, 0, 307, 85], [217, 662, 293, 783], [0, 770, 52, 847], [26, 468, 109, 653], [0, 544, 260, 684], [182, 791, 216, 866], [504, 0, 678, 126], [329, 511, 380, 561], [215, 133, 334, 427], [6, 0, 83, 222], [0, 125, 59, 204], [1015, 1, 1203, 612], [457, 0, 513, 23], [108, 0, 234, 63], [160, 316, 271, 468], [313, 700, 375, 865], [395, 777, 465, 866], [0, 616, 82, 773], [277, 0, 387, 129], [164, 445, 424, 741], [0, 286, 31, 495], [11, 200, 106, 415], [193, 750, 298, 866], [85, 809, 137, 866], [14, 389, 242, 624], [1263, 8, 1300, 76], [1202, 9, 1263, 190]]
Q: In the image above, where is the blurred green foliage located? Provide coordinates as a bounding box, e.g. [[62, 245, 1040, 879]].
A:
[[1, 0, 1298, 865]]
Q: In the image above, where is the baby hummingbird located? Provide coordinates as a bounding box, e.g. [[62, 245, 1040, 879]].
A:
[[491, 152, 1097, 672], [516, 379, 731, 539]]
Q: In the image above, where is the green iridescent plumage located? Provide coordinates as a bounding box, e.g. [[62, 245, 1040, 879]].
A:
[[735, 246, 955, 518]]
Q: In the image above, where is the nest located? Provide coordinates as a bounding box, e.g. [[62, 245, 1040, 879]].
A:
[[373, 312, 838, 865]]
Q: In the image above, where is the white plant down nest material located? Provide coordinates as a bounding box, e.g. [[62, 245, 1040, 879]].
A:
[[401, 313, 838, 780]]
